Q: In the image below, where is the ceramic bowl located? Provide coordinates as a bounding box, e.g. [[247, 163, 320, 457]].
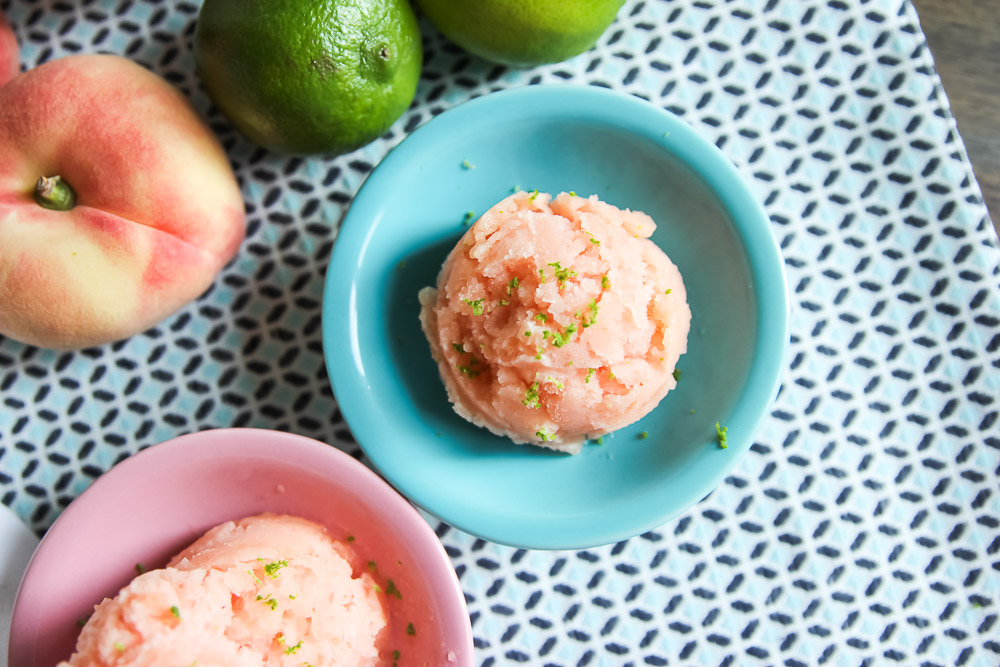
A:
[[8, 429, 474, 666], [322, 84, 788, 549]]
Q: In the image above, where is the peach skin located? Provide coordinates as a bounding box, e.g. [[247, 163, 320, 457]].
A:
[[0, 10, 17, 86], [0, 54, 245, 349]]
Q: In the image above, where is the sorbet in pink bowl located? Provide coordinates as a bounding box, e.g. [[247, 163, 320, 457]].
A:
[[9, 428, 473, 667]]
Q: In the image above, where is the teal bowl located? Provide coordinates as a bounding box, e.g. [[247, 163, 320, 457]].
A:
[[322, 85, 788, 550]]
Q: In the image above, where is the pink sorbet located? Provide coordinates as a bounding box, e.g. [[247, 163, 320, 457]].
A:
[[58, 514, 387, 666], [419, 191, 691, 454]]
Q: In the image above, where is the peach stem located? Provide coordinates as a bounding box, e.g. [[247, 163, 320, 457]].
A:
[[34, 175, 77, 211]]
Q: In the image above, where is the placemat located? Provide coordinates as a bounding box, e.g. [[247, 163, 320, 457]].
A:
[[1, 0, 998, 665]]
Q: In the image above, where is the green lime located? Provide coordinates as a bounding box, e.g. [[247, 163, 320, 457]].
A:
[[416, 0, 625, 68], [195, 0, 422, 156]]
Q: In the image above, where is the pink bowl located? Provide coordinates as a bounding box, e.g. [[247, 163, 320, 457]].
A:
[[8, 428, 474, 666]]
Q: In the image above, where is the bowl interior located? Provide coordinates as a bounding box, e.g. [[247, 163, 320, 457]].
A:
[[323, 85, 787, 549], [9, 429, 472, 666]]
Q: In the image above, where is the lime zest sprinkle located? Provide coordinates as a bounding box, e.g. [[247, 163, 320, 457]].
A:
[[665, 288, 672, 294], [256, 594, 277, 610], [569, 190, 577, 196], [463, 210, 476, 225], [536, 427, 555, 442], [499, 298, 510, 306], [386, 579, 402, 600], [368, 560, 377, 571], [545, 375, 564, 390], [585, 368, 597, 383], [284, 640, 303, 655], [547, 261, 577, 288], [581, 299, 599, 328], [114, 642, 125, 652], [716, 422, 728, 449], [452, 342, 465, 353], [406, 622, 416, 636], [170, 605, 181, 619], [247, 569, 262, 585], [524, 331, 532, 337], [595, 436, 604, 445], [638, 431, 649, 440], [534, 313, 548, 323], [289, 594, 297, 599], [372, 583, 382, 594], [538, 268, 546, 283], [535, 346, 544, 360], [457, 357, 481, 378], [529, 189, 539, 201], [393, 650, 401, 660], [523, 382, 541, 409], [264, 560, 288, 578], [507, 276, 520, 295], [135, 563, 146, 575], [673, 368, 682, 382], [347, 535, 355, 542], [601, 275, 611, 290], [587, 232, 600, 245], [462, 298, 485, 316], [462, 159, 474, 170], [548, 323, 578, 348]]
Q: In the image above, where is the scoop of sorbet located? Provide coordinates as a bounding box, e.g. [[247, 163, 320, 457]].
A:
[[58, 514, 386, 667], [419, 191, 691, 454]]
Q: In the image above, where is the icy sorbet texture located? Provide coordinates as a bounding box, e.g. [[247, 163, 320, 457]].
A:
[[59, 514, 386, 667], [419, 191, 691, 454]]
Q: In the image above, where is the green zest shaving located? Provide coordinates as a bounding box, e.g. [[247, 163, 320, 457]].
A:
[[547, 261, 577, 289], [716, 423, 728, 449], [462, 159, 474, 170], [569, 191, 577, 196], [524, 331, 532, 337], [372, 584, 382, 594], [673, 368, 682, 382], [529, 189, 539, 201], [523, 382, 541, 409], [639, 431, 649, 440], [170, 605, 181, 619], [406, 622, 416, 636], [507, 276, 520, 295], [545, 376, 564, 390], [665, 288, 672, 295], [135, 563, 146, 575], [548, 323, 578, 348], [601, 275, 611, 290], [535, 346, 544, 360], [457, 357, 481, 378], [347, 535, 355, 542], [462, 298, 485, 316], [114, 642, 125, 653], [386, 579, 402, 600], [499, 299, 510, 306], [256, 594, 277, 610], [264, 560, 288, 579], [581, 299, 599, 328], [538, 268, 546, 284], [587, 232, 600, 245], [463, 211, 475, 225], [368, 560, 377, 571], [247, 569, 262, 586], [452, 343, 465, 353], [585, 368, 597, 383], [284, 641, 303, 655], [536, 428, 555, 442], [534, 313, 548, 323]]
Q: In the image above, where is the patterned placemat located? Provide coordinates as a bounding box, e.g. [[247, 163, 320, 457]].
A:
[[1, 0, 998, 665]]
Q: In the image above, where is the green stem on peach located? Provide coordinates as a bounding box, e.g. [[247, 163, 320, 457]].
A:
[[34, 175, 77, 211]]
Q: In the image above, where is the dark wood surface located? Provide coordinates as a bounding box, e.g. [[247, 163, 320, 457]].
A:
[[910, 0, 999, 230]]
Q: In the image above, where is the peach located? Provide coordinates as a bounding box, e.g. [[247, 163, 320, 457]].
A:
[[0, 54, 245, 349], [0, 10, 17, 86]]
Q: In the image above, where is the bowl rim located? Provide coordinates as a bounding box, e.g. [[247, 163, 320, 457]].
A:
[[322, 83, 789, 549], [9, 428, 474, 665]]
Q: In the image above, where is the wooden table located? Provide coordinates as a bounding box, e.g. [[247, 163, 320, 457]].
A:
[[911, 0, 1000, 232]]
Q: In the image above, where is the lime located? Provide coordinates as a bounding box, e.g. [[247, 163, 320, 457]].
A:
[[195, 0, 422, 156], [416, 0, 625, 68]]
